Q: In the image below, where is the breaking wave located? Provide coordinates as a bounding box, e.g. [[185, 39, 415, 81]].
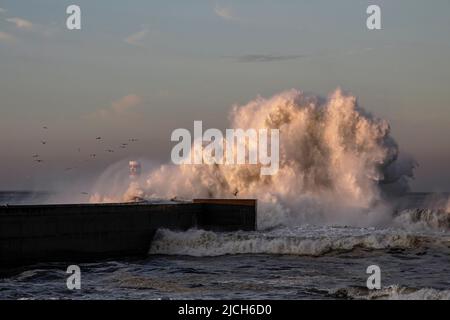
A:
[[393, 209, 450, 231], [328, 285, 450, 300], [149, 226, 449, 257]]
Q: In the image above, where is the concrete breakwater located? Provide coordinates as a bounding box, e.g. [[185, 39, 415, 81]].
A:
[[0, 199, 256, 268]]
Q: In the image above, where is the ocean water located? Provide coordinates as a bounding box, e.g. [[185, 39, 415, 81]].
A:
[[1, 192, 449, 300]]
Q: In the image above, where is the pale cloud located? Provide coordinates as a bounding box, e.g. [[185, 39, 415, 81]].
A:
[[90, 94, 144, 119], [111, 94, 143, 112], [0, 31, 15, 42], [235, 54, 307, 63], [6, 17, 34, 30], [0, 8, 6, 13], [214, 5, 237, 21], [4, 16, 57, 38], [125, 28, 149, 46]]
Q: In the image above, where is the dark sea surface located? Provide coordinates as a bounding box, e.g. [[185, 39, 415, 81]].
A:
[[1, 192, 449, 300]]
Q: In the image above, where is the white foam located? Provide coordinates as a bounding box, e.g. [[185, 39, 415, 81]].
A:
[[393, 209, 450, 231], [330, 285, 450, 300], [149, 226, 448, 257]]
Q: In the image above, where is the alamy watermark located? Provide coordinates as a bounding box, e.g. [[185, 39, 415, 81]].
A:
[[171, 121, 279, 176], [66, 265, 81, 290], [366, 265, 381, 290], [366, 5, 382, 30], [66, 5, 81, 30]]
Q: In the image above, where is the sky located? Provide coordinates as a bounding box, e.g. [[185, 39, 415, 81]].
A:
[[0, 0, 449, 191]]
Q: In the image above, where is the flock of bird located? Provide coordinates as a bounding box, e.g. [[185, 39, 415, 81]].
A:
[[32, 126, 139, 169]]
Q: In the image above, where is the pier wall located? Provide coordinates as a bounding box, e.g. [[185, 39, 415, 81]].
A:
[[0, 200, 256, 267]]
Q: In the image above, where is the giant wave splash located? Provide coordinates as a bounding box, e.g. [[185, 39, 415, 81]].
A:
[[92, 88, 416, 228]]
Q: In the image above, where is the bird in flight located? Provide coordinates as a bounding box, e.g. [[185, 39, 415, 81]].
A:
[[43, 126, 48, 129], [106, 149, 114, 153], [90, 154, 96, 158], [129, 138, 138, 142], [41, 140, 47, 145], [32, 154, 39, 158], [35, 159, 44, 163], [96, 137, 102, 140]]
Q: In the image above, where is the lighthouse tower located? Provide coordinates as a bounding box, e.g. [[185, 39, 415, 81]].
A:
[[129, 161, 141, 180]]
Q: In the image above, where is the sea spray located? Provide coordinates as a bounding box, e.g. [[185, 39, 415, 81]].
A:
[[91, 89, 415, 228]]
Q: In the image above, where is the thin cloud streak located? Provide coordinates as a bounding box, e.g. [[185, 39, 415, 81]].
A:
[[125, 28, 149, 46], [4, 16, 57, 37], [235, 54, 308, 63], [214, 5, 238, 21], [232, 47, 381, 63], [6, 17, 33, 30], [89, 94, 144, 120]]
